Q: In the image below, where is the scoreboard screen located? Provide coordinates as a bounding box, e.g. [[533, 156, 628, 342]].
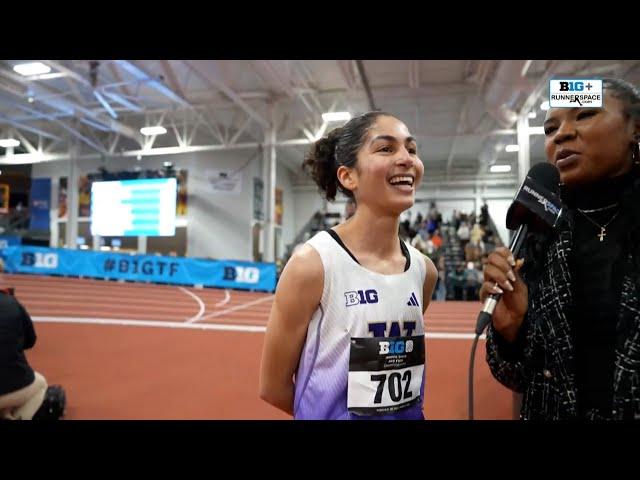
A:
[[90, 178, 177, 237]]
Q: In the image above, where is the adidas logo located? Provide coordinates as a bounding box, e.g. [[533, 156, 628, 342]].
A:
[[407, 292, 420, 307]]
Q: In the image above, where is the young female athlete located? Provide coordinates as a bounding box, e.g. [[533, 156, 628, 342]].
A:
[[260, 111, 438, 419]]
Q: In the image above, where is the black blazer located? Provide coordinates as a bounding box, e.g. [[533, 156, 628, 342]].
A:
[[485, 203, 640, 420]]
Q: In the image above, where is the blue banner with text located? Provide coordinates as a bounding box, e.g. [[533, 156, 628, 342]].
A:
[[0, 246, 276, 292]]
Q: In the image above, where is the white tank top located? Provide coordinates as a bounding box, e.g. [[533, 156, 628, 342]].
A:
[[293, 230, 427, 420]]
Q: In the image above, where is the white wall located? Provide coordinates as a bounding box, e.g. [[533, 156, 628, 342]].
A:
[[32, 150, 296, 262], [484, 199, 512, 245], [293, 188, 324, 237]]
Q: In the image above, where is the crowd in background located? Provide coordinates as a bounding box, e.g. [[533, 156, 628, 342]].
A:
[[399, 202, 500, 302]]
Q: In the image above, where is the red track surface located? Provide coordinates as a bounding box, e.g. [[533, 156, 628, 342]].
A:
[[4, 273, 515, 420]]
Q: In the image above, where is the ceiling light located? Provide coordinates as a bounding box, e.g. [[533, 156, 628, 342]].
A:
[[490, 165, 512, 173], [13, 62, 51, 76], [505, 144, 520, 153], [321, 111, 352, 122], [140, 126, 167, 136], [0, 139, 20, 148]]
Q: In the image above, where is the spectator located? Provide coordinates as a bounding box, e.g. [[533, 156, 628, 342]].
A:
[[0, 266, 48, 420], [427, 216, 438, 235], [471, 223, 484, 246], [434, 255, 447, 301], [480, 202, 489, 227], [465, 239, 482, 263], [414, 212, 423, 230], [344, 198, 356, 220], [464, 261, 483, 301], [410, 229, 428, 254], [457, 220, 471, 250], [430, 229, 443, 250], [447, 263, 467, 301]]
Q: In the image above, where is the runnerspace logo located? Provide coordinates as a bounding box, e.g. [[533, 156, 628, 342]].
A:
[[522, 184, 560, 215], [549, 79, 602, 108]]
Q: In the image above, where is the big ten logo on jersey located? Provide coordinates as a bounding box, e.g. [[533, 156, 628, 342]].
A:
[[21, 251, 58, 269], [223, 266, 260, 284], [379, 339, 414, 355], [344, 289, 378, 307], [368, 321, 416, 338]]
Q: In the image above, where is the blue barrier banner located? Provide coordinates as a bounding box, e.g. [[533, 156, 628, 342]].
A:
[[0, 236, 21, 249], [1, 246, 277, 292], [29, 178, 52, 231]]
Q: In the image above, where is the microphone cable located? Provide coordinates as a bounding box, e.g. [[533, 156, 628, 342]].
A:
[[468, 330, 481, 420]]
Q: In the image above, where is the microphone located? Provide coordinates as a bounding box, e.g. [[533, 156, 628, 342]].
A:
[[474, 163, 561, 335]]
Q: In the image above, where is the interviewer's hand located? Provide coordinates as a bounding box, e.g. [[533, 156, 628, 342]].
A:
[[479, 247, 528, 343]]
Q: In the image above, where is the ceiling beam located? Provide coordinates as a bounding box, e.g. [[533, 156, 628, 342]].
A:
[[159, 60, 187, 99], [184, 61, 270, 130], [114, 60, 190, 107]]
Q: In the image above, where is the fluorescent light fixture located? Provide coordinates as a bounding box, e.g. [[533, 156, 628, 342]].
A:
[[163, 161, 173, 167], [528, 126, 545, 135], [321, 111, 352, 122], [505, 144, 520, 153], [490, 165, 512, 173], [13, 62, 51, 76], [0, 139, 20, 148], [540, 101, 550, 111], [528, 111, 537, 119], [140, 126, 167, 136]]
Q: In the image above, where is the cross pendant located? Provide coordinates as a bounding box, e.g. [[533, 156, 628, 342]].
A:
[[598, 228, 606, 242]]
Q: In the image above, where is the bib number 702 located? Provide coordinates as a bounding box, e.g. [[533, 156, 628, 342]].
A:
[[370, 371, 413, 404]]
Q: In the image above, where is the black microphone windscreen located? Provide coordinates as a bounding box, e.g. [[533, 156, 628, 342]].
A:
[[506, 163, 561, 231], [526, 162, 561, 193]]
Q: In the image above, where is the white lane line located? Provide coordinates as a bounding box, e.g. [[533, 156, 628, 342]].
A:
[[31, 316, 485, 339], [426, 332, 486, 340], [215, 289, 231, 308], [32, 316, 266, 333], [200, 295, 274, 320], [179, 287, 206, 323]]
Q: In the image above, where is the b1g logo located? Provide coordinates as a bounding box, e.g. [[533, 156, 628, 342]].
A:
[[223, 266, 260, 284], [21, 252, 58, 269], [559, 81, 587, 91], [549, 79, 602, 108], [345, 289, 378, 307], [379, 339, 414, 355]]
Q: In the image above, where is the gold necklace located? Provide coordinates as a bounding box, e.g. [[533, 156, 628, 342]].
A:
[[576, 208, 621, 242]]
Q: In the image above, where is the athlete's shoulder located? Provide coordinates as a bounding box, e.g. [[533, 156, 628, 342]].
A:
[[421, 254, 438, 279], [280, 243, 324, 285]]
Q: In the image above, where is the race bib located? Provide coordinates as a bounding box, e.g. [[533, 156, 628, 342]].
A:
[[347, 335, 425, 415]]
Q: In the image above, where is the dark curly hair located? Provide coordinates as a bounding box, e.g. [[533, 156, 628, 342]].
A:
[[302, 111, 395, 201], [522, 77, 640, 288]]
